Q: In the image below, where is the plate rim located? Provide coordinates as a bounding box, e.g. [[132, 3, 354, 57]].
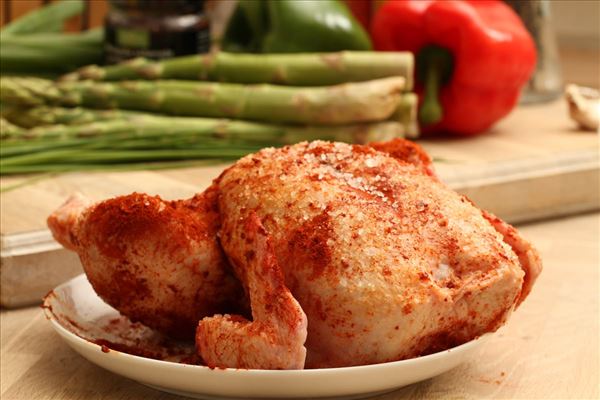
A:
[[43, 273, 489, 376]]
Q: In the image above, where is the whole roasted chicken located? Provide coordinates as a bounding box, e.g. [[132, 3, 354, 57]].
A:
[[48, 139, 542, 369]]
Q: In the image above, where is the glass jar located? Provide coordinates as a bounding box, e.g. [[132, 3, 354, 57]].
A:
[[104, 0, 210, 64], [505, 0, 563, 103]]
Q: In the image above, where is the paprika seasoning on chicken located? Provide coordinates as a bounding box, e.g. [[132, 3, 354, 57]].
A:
[[371, 0, 536, 136]]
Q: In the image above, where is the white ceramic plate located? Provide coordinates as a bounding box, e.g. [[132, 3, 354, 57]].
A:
[[43, 274, 489, 400]]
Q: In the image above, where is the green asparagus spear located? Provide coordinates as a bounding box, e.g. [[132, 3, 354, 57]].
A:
[[0, 117, 24, 138], [62, 51, 413, 89], [1, 29, 103, 76], [2, 98, 416, 137], [1, 105, 143, 128], [1, 0, 83, 35], [1, 115, 408, 146], [391, 92, 419, 138], [0, 76, 407, 125]]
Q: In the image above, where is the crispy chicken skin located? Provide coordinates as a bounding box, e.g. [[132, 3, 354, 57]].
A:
[[48, 139, 542, 369]]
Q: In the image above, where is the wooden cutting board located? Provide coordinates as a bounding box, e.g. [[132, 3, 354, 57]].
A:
[[1, 99, 598, 307]]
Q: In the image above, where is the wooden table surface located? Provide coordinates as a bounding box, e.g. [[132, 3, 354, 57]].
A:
[[1, 212, 598, 400]]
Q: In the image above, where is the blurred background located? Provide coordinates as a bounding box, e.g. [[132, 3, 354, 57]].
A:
[[1, 0, 598, 78], [544, 0, 598, 88], [1, 0, 598, 89]]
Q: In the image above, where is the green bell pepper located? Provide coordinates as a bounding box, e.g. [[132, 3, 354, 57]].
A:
[[222, 0, 372, 53]]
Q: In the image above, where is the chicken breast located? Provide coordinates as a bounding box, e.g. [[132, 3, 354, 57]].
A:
[[202, 140, 541, 368]]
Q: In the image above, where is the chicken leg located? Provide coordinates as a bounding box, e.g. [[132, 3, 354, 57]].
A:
[[196, 212, 308, 369], [47, 187, 242, 338]]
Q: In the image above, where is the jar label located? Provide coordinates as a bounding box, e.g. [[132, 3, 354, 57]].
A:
[[116, 28, 150, 49], [105, 25, 210, 64]]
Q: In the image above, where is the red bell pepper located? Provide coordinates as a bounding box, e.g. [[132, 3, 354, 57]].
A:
[[371, 0, 536, 136]]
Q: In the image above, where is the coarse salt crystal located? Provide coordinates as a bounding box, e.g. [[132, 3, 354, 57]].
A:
[[365, 158, 379, 168], [433, 263, 451, 281], [365, 247, 377, 256]]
